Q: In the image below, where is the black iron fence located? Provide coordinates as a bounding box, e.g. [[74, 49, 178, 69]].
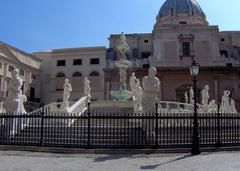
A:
[[0, 106, 240, 150]]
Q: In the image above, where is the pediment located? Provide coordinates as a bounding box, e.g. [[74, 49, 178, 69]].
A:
[[0, 45, 21, 64]]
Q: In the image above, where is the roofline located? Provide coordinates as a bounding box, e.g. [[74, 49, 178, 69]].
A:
[[109, 33, 152, 38], [0, 41, 42, 62], [51, 46, 106, 54]]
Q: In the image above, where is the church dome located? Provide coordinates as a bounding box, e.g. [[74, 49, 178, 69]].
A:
[[159, 0, 206, 19]]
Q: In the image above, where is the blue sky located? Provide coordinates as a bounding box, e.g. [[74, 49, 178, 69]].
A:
[[0, 0, 239, 53]]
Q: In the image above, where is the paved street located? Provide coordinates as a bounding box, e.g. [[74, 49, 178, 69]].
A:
[[1, 150, 240, 171]]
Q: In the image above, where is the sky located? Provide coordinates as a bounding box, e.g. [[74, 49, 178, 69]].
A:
[[0, 0, 240, 53]]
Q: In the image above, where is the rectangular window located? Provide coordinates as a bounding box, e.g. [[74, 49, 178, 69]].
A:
[[19, 69, 25, 76], [31, 73, 37, 79], [220, 50, 228, 58], [90, 58, 100, 65], [73, 59, 82, 65], [56, 89, 64, 91], [132, 48, 139, 59], [0, 63, 2, 69], [57, 60, 66, 66], [141, 52, 151, 59], [179, 21, 187, 24], [143, 64, 150, 68], [182, 42, 191, 57], [8, 65, 14, 72]]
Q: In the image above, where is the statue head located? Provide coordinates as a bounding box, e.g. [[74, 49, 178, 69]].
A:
[[65, 79, 69, 83], [12, 68, 19, 78], [224, 90, 231, 97], [120, 32, 126, 42], [204, 85, 209, 91], [148, 67, 157, 78], [132, 72, 135, 77]]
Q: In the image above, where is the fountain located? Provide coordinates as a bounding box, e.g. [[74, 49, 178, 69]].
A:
[[110, 32, 133, 101]]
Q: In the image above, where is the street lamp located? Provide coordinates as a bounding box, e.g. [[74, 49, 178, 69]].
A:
[[190, 60, 201, 155]]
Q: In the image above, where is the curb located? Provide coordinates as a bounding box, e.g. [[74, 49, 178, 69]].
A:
[[0, 145, 191, 154], [0, 145, 240, 154]]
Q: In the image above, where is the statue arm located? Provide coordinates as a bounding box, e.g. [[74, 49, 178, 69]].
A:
[[153, 79, 160, 92]]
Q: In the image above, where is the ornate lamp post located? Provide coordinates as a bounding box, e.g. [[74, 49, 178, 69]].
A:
[[190, 60, 201, 155]]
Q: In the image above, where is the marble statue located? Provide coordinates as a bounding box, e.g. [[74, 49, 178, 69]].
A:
[[142, 67, 160, 137], [208, 100, 218, 113], [5, 68, 25, 113], [221, 90, 231, 113], [120, 32, 128, 49], [5, 68, 27, 136], [201, 85, 210, 112], [142, 67, 160, 112], [130, 72, 138, 100], [184, 91, 188, 104], [230, 100, 238, 114], [130, 72, 137, 92], [189, 87, 194, 105], [63, 79, 72, 110], [221, 90, 238, 113], [84, 77, 91, 102], [134, 79, 143, 112]]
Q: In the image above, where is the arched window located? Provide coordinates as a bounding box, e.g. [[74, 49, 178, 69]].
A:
[[72, 72, 82, 77], [90, 71, 100, 77], [56, 72, 65, 78]]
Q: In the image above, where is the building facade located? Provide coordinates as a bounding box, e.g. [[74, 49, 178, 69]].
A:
[[0, 0, 240, 111], [34, 46, 106, 104], [105, 0, 240, 109], [0, 42, 42, 105]]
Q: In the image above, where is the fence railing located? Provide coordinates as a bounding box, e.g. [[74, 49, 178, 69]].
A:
[[0, 105, 240, 149]]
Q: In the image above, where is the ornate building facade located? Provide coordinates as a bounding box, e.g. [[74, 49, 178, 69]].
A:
[[0, 0, 240, 110], [34, 47, 106, 104], [105, 0, 240, 108], [0, 42, 41, 105]]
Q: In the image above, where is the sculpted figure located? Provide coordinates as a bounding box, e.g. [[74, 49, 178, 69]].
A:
[[221, 90, 231, 113], [5, 68, 27, 136], [134, 79, 143, 112], [63, 79, 72, 109], [220, 90, 238, 113], [120, 32, 128, 48], [84, 77, 91, 102], [230, 99, 238, 114], [208, 100, 218, 113], [142, 67, 160, 138], [130, 72, 137, 92], [201, 85, 210, 112], [189, 87, 194, 105], [5, 68, 25, 113], [142, 67, 160, 112], [184, 91, 188, 104]]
